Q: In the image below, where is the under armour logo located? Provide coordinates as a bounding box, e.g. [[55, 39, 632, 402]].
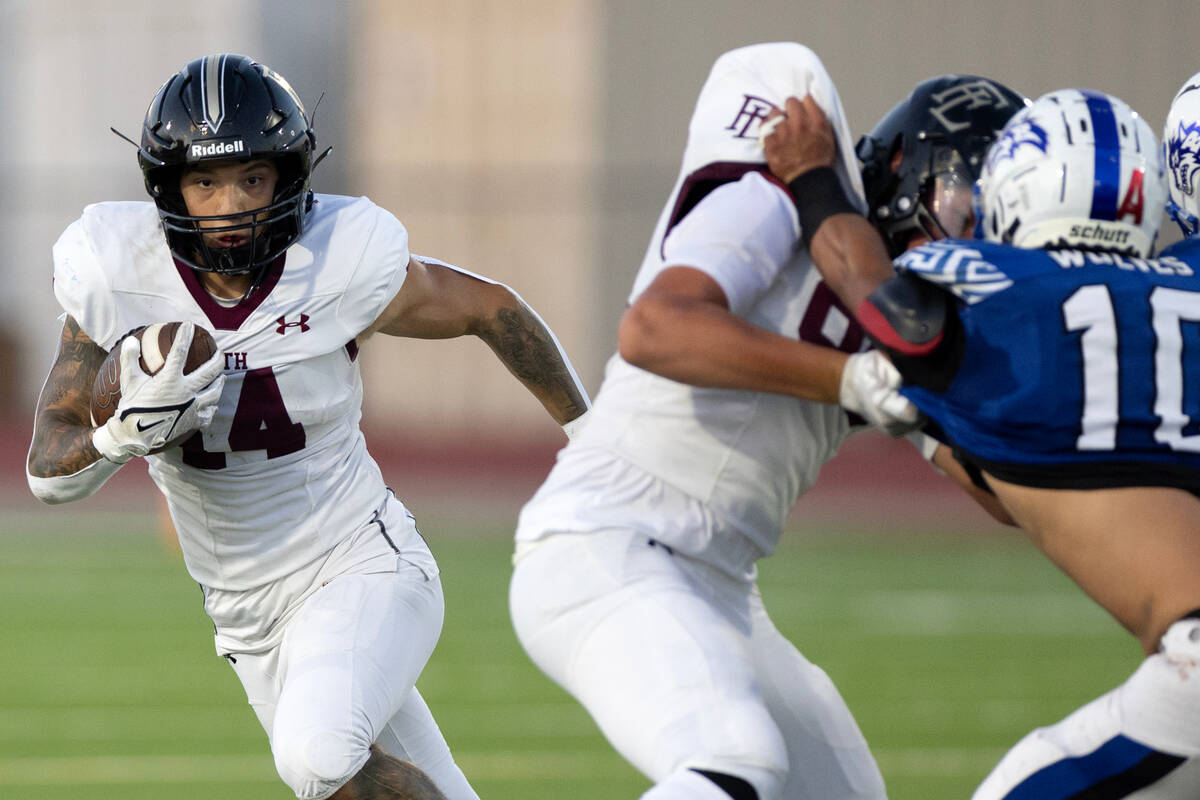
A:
[[276, 314, 311, 335], [727, 94, 776, 139]]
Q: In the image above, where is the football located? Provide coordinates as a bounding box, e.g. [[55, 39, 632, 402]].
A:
[[91, 322, 219, 428]]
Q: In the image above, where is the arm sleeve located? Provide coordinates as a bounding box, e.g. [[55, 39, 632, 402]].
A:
[[658, 171, 799, 315], [27, 457, 123, 505]]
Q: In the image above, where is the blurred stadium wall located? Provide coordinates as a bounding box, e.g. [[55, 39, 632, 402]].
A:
[[1, 0, 1192, 509]]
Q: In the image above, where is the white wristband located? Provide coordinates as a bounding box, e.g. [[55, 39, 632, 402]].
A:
[[904, 431, 943, 473], [562, 409, 591, 441]]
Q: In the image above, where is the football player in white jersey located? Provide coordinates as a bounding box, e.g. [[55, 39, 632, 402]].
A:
[[508, 42, 1022, 800], [26, 54, 589, 800], [761, 79, 1200, 799]]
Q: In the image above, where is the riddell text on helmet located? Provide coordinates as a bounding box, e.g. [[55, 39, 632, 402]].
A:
[[190, 139, 245, 160]]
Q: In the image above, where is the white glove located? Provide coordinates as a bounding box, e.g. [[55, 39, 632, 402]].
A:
[[839, 350, 923, 437], [92, 322, 225, 463]]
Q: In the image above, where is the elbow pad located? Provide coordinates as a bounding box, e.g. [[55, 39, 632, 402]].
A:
[[857, 273, 964, 393], [856, 272, 947, 357], [27, 457, 123, 505]]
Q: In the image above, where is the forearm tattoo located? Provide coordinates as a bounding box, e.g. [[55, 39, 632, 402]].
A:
[[28, 317, 108, 477], [482, 305, 589, 424]]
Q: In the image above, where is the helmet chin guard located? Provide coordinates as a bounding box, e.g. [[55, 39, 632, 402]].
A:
[[138, 54, 317, 287]]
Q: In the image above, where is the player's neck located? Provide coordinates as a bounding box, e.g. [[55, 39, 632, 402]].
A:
[[199, 271, 253, 302]]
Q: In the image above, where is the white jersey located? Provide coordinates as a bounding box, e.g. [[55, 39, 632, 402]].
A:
[[516, 172, 867, 579], [517, 42, 867, 581], [52, 195, 435, 602]]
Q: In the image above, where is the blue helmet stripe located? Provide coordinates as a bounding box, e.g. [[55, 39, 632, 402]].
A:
[[1084, 90, 1120, 221]]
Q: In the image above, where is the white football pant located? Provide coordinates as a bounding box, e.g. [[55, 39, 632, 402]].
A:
[[973, 617, 1200, 799], [227, 563, 478, 800], [510, 529, 887, 800]]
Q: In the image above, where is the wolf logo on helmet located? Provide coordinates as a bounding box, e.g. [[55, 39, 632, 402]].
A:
[[1166, 123, 1200, 194], [987, 118, 1048, 165], [1164, 73, 1200, 237]]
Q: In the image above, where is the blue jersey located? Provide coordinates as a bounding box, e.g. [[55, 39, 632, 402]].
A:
[[889, 237, 1200, 490]]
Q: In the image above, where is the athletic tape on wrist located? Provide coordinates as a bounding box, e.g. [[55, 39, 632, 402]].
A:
[[561, 408, 591, 441], [787, 166, 860, 249]]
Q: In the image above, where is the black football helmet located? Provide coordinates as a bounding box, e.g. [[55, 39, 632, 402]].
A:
[[138, 54, 317, 286], [857, 75, 1027, 256]]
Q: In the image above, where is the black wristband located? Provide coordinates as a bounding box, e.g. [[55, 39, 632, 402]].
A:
[[786, 166, 861, 248]]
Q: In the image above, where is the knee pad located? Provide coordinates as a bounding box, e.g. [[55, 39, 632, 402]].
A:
[[272, 727, 371, 800]]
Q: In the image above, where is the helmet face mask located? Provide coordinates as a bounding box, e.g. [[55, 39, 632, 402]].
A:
[[158, 176, 304, 276], [1163, 71, 1200, 238], [139, 54, 316, 286], [906, 150, 978, 245], [977, 89, 1166, 257], [858, 75, 1027, 256]]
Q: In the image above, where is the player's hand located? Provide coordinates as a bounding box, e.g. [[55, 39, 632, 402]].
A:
[[839, 350, 923, 437], [92, 323, 225, 463], [760, 94, 838, 183]]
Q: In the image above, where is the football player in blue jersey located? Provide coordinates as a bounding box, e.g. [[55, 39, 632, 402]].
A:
[[762, 85, 1200, 798]]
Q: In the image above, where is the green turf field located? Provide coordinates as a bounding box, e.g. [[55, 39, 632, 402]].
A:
[[0, 510, 1138, 799]]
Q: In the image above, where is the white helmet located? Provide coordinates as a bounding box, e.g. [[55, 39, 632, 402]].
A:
[[1163, 72, 1200, 237], [976, 88, 1165, 256]]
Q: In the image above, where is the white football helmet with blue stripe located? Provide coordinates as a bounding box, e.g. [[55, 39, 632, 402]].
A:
[[1163, 71, 1200, 238], [976, 88, 1165, 257]]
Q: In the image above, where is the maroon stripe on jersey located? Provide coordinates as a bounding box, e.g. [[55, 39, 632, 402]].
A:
[[660, 161, 770, 259], [174, 255, 287, 330], [345, 339, 359, 362]]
